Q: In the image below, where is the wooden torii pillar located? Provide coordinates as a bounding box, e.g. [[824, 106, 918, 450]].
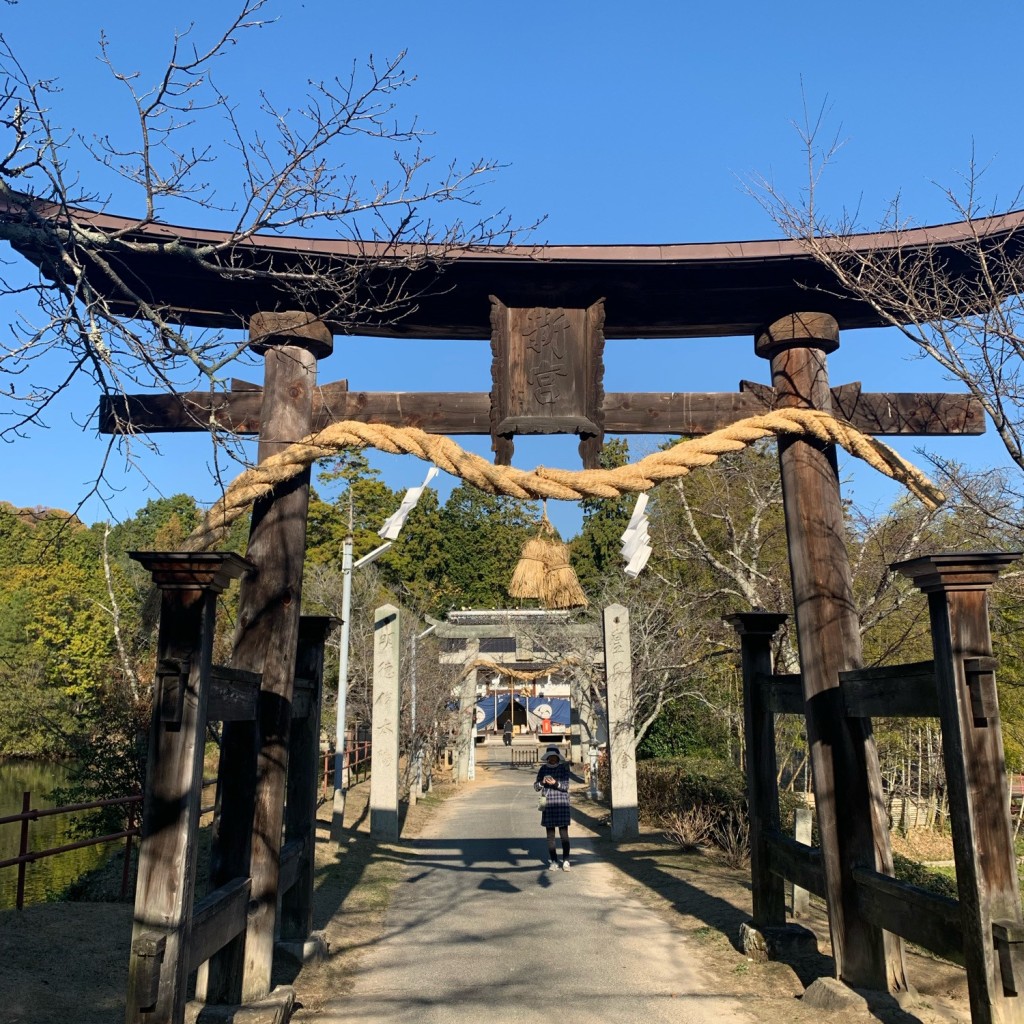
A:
[[755, 313, 907, 993], [201, 311, 333, 1006]]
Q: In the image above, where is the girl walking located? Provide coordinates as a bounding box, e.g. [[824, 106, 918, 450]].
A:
[[534, 745, 572, 870]]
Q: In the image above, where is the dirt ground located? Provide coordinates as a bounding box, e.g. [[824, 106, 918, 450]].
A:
[[0, 772, 973, 1024]]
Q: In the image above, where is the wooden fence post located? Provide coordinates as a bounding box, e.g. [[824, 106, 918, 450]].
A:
[[726, 611, 788, 929], [125, 552, 250, 1024], [755, 313, 907, 993], [895, 552, 1024, 1024], [279, 615, 336, 950]]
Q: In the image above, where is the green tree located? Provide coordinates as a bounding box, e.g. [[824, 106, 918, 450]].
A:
[[308, 454, 401, 564], [103, 494, 202, 560], [571, 439, 634, 592], [434, 485, 539, 609]]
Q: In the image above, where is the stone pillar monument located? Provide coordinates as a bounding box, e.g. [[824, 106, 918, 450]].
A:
[[370, 604, 401, 841], [603, 604, 639, 840]]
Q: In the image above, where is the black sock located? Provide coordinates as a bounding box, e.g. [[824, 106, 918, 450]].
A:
[[548, 843, 557, 860], [562, 840, 570, 859]]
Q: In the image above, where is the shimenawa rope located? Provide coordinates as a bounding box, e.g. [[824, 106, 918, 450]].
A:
[[458, 656, 585, 683], [183, 409, 946, 552]]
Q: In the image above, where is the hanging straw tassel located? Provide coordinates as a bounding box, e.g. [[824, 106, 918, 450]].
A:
[[509, 506, 589, 609], [541, 538, 589, 610], [508, 532, 552, 599]]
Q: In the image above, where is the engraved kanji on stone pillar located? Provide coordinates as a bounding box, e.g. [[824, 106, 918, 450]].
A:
[[370, 604, 401, 841]]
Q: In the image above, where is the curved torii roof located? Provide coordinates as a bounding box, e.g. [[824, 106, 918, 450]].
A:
[[7, 197, 1024, 339]]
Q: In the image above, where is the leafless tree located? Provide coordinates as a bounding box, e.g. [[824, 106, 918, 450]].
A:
[[526, 576, 735, 747], [651, 445, 798, 672], [0, 2, 529, 515], [748, 98, 1024, 529]]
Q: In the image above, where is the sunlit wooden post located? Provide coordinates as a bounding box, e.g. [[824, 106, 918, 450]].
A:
[[204, 312, 332, 1005], [895, 552, 1024, 1024], [755, 313, 907, 993], [125, 552, 250, 1024]]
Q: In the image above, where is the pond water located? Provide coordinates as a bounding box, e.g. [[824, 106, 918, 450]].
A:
[[0, 760, 114, 909]]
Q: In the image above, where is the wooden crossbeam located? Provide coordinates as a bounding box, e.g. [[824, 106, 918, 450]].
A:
[[839, 661, 940, 718], [851, 866, 963, 965], [187, 877, 252, 974], [277, 838, 305, 896], [99, 381, 984, 438], [764, 830, 826, 898]]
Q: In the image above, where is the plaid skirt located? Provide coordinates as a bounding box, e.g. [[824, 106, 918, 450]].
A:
[[539, 787, 571, 828]]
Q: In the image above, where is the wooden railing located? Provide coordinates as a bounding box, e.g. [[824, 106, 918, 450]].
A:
[[729, 554, 1024, 1024], [0, 790, 142, 910]]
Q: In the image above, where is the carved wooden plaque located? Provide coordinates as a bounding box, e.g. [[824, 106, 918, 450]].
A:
[[489, 297, 605, 466]]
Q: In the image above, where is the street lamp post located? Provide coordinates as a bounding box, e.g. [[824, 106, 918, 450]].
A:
[[330, 466, 437, 843]]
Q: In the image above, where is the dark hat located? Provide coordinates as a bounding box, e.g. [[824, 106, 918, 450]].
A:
[[542, 745, 564, 763]]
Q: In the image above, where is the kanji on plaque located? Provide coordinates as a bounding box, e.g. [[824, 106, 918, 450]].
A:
[[489, 297, 606, 467], [523, 309, 570, 405]]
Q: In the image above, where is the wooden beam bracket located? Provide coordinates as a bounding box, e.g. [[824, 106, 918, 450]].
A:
[[129, 932, 167, 1011], [207, 665, 262, 722], [157, 657, 191, 726], [739, 380, 776, 408], [993, 920, 1024, 996], [964, 657, 1000, 722]]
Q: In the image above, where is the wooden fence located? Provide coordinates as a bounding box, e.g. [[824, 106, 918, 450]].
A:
[[729, 551, 1024, 1024]]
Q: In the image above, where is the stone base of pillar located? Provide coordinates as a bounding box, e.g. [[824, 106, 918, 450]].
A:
[[738, 921, 818, 963], [275, 933, 328, 966], [800, 977, 921, 1015], [185, 985, 294, 1023]]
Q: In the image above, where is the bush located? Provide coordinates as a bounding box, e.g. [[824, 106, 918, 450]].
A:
[[637, 702, 730, 761], [637, 756, 745, 827], [892, 852, 959, 901], [660, 806, 716, 850], [49, 685, 149, 837]]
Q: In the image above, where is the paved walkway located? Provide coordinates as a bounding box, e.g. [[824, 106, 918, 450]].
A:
[[317, 752, 755, 1024]]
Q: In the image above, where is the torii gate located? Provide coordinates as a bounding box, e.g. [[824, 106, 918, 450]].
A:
[[9, 199, 1019, 1022]]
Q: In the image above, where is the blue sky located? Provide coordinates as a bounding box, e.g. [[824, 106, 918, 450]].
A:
[[1, 1, 1021, 537]]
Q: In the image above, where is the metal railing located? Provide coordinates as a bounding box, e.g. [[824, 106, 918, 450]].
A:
[[0, 791, 142, 910], [320, 740, 372, 801]]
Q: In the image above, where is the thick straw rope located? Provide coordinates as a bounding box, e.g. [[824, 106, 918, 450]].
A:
[[458, 656, 585, 683], [184, 409, 945, 551]]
